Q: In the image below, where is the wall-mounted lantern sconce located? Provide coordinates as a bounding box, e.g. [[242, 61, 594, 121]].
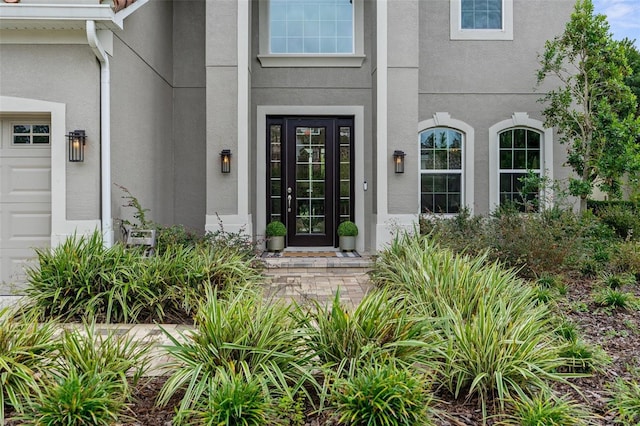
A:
[[220, 149, 232, 173], [67, 130, 86, 162], [393, 150, 405, 174]]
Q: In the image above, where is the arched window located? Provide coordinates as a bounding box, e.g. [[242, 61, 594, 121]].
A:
[[498, 128, 542, 210], [489, 113, 553, 212], [419, 128, 464, 214]]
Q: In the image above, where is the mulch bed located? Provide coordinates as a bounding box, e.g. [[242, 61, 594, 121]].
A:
[[5, 276, 639, 425]]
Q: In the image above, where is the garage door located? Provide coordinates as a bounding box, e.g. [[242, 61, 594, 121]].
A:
[[0, 119, 51, 294]]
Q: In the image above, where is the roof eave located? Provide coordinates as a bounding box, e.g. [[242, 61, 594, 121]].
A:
[[0, 4, 121, 30]]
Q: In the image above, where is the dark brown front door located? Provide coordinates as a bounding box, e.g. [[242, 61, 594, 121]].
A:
[[267, 117, 354, 247]]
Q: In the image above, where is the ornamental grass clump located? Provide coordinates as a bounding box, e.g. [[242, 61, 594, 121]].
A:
[[371, 233, 576, 419], [157, 286, 315, 425], [608, 377, 640, 424], [16, 368, 129, 426], [332, 361, 435, 426], [187, 371, 270, 426], [497, 392, 595, 426], [24, 231, 262, 323], [296, 289, 434, 379], [0, 308, 56, 423]]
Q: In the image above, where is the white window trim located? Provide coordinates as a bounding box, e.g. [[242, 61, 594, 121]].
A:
[[257, 0, 366, 68], [450, 0, 514, 41], [418, 113, 475, 215], [489, 113, 553, 212]]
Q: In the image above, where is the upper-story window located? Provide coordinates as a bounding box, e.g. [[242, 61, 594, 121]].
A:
[[270, 0, 353, 54], [450, 0, 513, 40], [461, 0, 502, 29], [258, 0, 365, 67]]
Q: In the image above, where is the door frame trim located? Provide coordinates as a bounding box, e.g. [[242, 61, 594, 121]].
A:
[[257, 106, 364, 251]]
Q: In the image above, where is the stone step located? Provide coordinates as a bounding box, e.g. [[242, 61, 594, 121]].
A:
[[261, 254, 374, 308]]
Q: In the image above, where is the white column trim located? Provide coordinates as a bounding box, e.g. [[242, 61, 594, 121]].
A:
[[256, 106, 366, 252], [376, 0, 388, 219], [237, 0, 249, 218]]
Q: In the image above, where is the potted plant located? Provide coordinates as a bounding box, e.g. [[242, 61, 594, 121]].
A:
[[265, 220, 286, 252], [337, 220, 358, 252]]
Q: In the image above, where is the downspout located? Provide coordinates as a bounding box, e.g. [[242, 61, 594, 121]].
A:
[[86, 20, 113, 247]]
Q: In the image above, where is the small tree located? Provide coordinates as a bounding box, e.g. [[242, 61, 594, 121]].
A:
[[537, 0, 640, 211]]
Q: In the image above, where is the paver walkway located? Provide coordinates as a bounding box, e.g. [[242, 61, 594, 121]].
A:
[[262, 253, 373, 308]]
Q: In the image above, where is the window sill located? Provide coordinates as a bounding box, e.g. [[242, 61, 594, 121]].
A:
[[257, 54, 366, 68]]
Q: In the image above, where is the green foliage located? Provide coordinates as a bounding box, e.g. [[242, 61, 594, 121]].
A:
[[498, 392, 594, 426], [337, 220, 358, 237], [536, 0, 640, 209], [371, 234, 575, 419], [204, 215, 262, 262], [296, 290, 432, 380], [115, 183, 152, 229], [554, 319, 579, 343], [559, 340, 610, 373], [265, 221, 287, 237], [597, 271, 636, 289], [332, 362, 434, 426], [0, 308, 56, 421], [16, 367, 128, 426], [595, 204, 640, 240], [188, 372, 269, 426], [592, 287, 637, 309], [608, 377, 640, 424], [157, 287, 315, 423], [24, 231, 262, 323], [55, 322, 150, 397], [274, 393, 306, 426], [611, 240, 640, 279]]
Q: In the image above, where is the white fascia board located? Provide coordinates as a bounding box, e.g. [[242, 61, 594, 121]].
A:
[[0, 4, 120, 30], [113, 0, 150, 29]]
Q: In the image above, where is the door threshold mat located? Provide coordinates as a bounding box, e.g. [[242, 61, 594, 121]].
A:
[[263, 251, 360, 258]]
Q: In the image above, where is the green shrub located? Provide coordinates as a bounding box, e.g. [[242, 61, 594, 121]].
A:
[[554, 319, 579, 343], [559, 340, 610, 373], [55, 322, 151, 397], [598, 272, 636, 289], [332, 362, 434, 426], [0, 308, 56, 421], [592, 287, 637, 309], [265, 221, 287, 237], [594, 204, 640, 240], [498, 392, 593, 426], [371, 233, 575, 418], [337, 220, 358, 237], [154, 224, 201, 253], [157, 287, 314, 422], [188, 372, 269, 426], [297, 290, 432, 379], [24, 231, 262, 323], [608, 377, 640, 424], [16, 368, 128, 426], [611, 241, 640, 279]]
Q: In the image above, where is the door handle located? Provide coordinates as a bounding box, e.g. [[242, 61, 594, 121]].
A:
[[287, 194, 292, 212]]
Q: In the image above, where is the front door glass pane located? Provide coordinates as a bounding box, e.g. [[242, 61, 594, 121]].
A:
[[269, 125, 282, 223], [295, 127, 326, 234]]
